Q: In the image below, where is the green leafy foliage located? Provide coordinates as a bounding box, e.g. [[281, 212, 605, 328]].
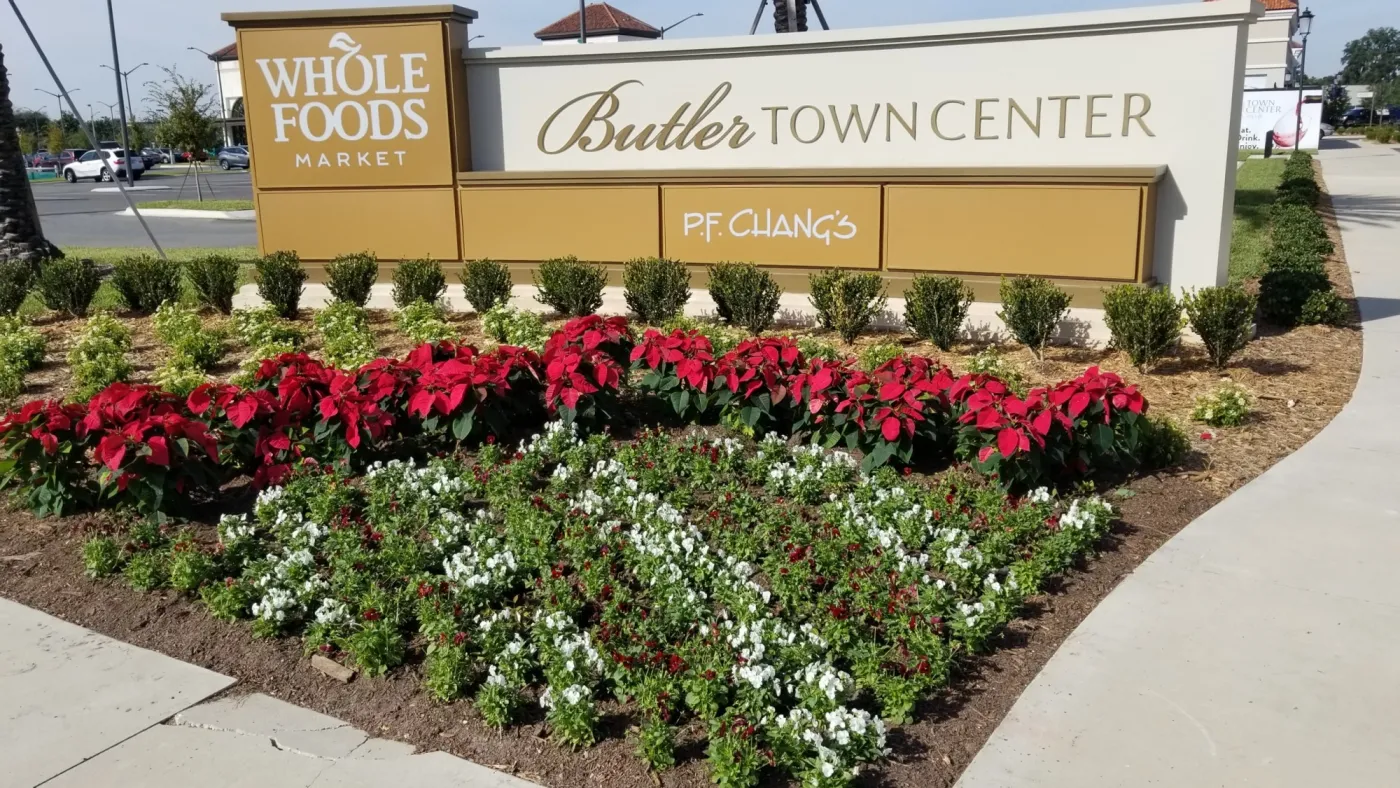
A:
[[707, 262, 782, 334], [1101, 285, 1183, 373], [1193, 382, 1252, 427], [37, 257, 102, 318], [111, 254, 183, 315], [460, 259, 514, 314], [1139, 415, 1190, 470], [83, 536, 125, 578], [1299, 289, 1349, 326], [623, 257, 691, 324], [903, 275, 973, 350], [314, 301, 377, 369], [325, 252, 379, 307], [393, 258, 447, 309], [0, 317, 46, 372], [481, 304, 550, 351], [534, 256, 607, 317], [0, 258, 35, 316], [68, 314, 134, 400], [796, 336, 841, 362], [998, 277, 1071, 360], [1259, 248, 1331, 327], [154, 301, 227, 370], [964, 347, 1027, 395], [153, 357, 208, 397], [811, 271, 888, 344], [256, 251, 308, 320], [184, 254, 241, 314], [1183, 285, 1255, 369], [395, 300, 455, 344], [858, 342, 903, 371]]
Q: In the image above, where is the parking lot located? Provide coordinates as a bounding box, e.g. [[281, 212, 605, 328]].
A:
[[34, 167, 257, 249]]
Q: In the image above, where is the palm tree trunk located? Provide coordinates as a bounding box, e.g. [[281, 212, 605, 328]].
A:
[[0, 42, 59, 265]]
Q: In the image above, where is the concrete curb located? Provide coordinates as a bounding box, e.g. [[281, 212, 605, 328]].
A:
[[116, 207, 255, 221]]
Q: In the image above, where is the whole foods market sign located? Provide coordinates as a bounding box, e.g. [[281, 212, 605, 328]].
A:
[[239, 23, 454, 188]]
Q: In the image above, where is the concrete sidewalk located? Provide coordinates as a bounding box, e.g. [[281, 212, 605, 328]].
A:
[[0, 600, 540, 788], [955, 141, 1400, 786]]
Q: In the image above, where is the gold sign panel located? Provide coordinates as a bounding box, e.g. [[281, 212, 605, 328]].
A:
[[459, 186, 660, 263], [662, 185, 881, 268], [237, 22, 454, 189], [883, 185, 1145, 281], [257, 188, 460, 260]]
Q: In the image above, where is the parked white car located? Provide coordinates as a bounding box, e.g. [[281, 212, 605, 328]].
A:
[[61, 148, 145, 183]]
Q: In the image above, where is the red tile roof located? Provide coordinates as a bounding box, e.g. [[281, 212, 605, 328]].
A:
[[207, 42, 238, 62], [535, 3, 661, 40]]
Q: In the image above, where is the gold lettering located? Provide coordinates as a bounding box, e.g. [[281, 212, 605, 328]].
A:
[[613, 123, 659, 151], [791, 105, 825, 144], [695, 122, 726, 149], [674, 83, 733, 150], [730, 116, 756, 149], [762, 106, 789, 145], [1008, 98, 1042, 138], [931, 100, 965, 141], [886, 103, 917, 142], [1047, 95, 1079, 139], [974, 99, 999, 140], [829, 104, 880, 143], [656, 104, 693, 150], [1086, 94, 1112, 138], [1123, 93, 1155, 137], [537, 80, 638, 154]]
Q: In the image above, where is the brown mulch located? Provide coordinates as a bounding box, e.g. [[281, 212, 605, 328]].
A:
[[0, 170, 1362, 786]]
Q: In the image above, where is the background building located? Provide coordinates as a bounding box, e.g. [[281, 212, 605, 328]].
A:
[[1235, 0, 1303, 88], [534, 3, 661, 45], [204, 43, 246, 147]]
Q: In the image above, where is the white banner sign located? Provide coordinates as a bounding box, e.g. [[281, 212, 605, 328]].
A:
[[1239, 89, 1322, 151]]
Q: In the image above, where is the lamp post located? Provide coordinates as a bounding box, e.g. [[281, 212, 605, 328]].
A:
[[188, 47, 229, 147], [468, 34, 485, 44], [100, 61, 147, 121], [34, 87, 76, 123], [660, 12, 703, 37], [1294, 7, 1314, 151], [87, 103, 96, 140], [578, 0, 587, 44], [103, 0, 137, 186]]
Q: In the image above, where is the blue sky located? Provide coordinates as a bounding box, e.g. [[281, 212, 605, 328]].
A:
[[3, 0, 1392, 122]]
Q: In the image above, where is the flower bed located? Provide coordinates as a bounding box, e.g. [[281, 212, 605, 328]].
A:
[[88, 422, 1113, 786], [0, 317, 1152, 521]]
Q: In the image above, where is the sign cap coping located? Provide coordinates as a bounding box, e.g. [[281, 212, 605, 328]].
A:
[[223, 4, 477, 27]]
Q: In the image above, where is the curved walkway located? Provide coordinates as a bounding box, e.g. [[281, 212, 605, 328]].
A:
[[956, 141, 1400, 787]]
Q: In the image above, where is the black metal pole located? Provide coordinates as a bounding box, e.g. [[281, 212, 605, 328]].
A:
[[578, 0, 587, 43], [105, 0, 134, 186], [6, 0, 165, 257], [750, 0, 768, 35], [809, 0, 829, 31]]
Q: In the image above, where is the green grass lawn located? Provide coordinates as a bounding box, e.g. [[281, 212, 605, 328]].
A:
[[18, 246, 259, 318], [1229, 158, 1287, 281], [1237, 149, 1263, 161], [141, 199, 254, 211]]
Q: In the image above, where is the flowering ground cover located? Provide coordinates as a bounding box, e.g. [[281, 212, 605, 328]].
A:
[[84, 420, 1111, 786]]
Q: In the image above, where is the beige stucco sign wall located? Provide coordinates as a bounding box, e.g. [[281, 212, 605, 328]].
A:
[[466, 0, 1257, 293], [227, 1, 1258, 298]]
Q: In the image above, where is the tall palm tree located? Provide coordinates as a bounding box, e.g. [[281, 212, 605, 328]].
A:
[[0, 42, 57, 264]]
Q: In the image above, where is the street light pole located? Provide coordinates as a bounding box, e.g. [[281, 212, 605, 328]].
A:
[[188, 47, 228, 147], [34, 88, 75, 124], [1294, 7, 1314, 152], [100, 62, 147, 133], [660, 12, 703, 37], [578, 0, 587, 44], [104, 0, 135, 185]]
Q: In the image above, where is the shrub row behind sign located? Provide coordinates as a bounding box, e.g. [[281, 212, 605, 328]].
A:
[[0, 316, 1159, 519]]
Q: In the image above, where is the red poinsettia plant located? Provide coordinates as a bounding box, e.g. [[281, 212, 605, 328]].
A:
[[630, 329, 719, 421], [712, 337, 806, 436], [401, 341, 542, 443], [542, 316, 632, 427], [81, 383, 223, 514], [0, 399, 93, 516]]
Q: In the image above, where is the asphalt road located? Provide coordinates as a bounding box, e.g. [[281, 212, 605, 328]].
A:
[[33, 166, 258, 249]]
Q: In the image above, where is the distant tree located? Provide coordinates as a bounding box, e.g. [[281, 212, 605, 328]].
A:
[[129, 122, 149, 150], [147, 67, 217, 157], [18, 129, 36, 155], [45, 122, 63, 154], [1340, 27, 1400, 85], [1322, 83, 1350, 125], [13, 108, 48, 137]]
